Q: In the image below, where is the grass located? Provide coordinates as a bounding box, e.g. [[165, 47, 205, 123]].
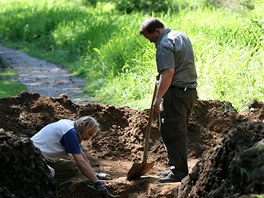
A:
[[0, 0, 263, 111], [0, 69, 26, 98]]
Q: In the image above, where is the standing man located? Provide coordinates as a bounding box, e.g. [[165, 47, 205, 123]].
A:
[[140, 17, 198, 183]]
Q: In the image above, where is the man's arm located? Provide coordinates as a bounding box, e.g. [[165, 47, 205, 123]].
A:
[[154, 67, 174, 114], [73, 150, 112, 195], [72, 152, 98, 182], [81, 149, 90, 162]]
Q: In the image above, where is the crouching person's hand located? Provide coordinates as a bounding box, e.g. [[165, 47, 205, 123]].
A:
[[94, 181, 108, 196], [94, 181, 120, 198], [96, 172, 112, 180]]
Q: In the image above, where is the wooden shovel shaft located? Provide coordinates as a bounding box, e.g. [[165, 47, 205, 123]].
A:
[[142, 83, 157, 164]]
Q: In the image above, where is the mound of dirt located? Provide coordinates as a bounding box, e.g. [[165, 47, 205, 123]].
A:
[[0, 130, 56, 197], [0, 92, 263, 197]]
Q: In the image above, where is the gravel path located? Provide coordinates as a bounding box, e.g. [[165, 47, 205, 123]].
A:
[[0, 44, 94, 104]]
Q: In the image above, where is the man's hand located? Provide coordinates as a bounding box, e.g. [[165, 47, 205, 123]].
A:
[[96, 172, 112, 180], [94, 181, 120, 198], [153, 98, 162, 115], [94, 181, 109, 195], [154, 68, 174, 115]]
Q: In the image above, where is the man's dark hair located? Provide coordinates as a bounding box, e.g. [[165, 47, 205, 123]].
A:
[[140, 17, 165, 34]]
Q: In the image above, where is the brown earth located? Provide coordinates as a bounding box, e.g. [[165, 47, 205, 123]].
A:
[[0, 92, 263, 198], [0, 45, 263, 197]]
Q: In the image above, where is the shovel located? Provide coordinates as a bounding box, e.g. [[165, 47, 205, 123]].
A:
[[127, 84, 157, 181]]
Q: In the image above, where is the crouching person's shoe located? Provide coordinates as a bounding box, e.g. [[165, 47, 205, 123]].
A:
[[159, 172, 181, 183]]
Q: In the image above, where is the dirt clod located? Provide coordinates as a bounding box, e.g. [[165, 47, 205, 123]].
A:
[[0, 92, 263, 197]]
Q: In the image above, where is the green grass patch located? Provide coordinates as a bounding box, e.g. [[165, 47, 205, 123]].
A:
[[0, 0, 263, 111], [0, 80, 26, 98], [0, 70, 26, 98], [0, 70, 17, 78], [0, 56, 26, 98]]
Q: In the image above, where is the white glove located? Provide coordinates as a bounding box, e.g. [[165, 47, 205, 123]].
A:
[[96, 172, 112, 180]]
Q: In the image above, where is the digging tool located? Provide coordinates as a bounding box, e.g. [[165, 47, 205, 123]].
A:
[[127, 83, 157, 181]]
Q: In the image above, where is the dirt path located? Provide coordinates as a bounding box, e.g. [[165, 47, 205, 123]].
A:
[[0, 44, 93, 104]]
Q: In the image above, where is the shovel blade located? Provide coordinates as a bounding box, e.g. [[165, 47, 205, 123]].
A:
[[127, 161, 154, 181]]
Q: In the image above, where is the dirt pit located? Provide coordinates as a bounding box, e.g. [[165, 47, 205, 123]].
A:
[[0, 92, 263, 198]]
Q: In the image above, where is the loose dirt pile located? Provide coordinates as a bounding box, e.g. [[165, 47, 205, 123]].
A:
[[0, 92, 263, 197]]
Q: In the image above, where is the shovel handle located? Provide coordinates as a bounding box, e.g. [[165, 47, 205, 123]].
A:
[[142, 83, 157, 164]]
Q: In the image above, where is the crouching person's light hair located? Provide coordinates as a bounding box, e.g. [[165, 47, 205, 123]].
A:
[[75, 116, 100, 140]]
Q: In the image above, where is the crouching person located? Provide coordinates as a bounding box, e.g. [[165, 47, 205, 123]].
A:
[[31, 116, 110, 196]]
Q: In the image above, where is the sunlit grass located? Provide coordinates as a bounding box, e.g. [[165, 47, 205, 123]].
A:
[[0, 70, 17, 78], [0, 69, 26, 98], [0, 79, 26, 98], [0, 0, 263, 111]]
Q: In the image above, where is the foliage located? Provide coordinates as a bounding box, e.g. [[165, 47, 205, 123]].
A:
[[113, 0, 172, 14], [0, 0, 263, 111], [0, 80, 26, 98], [0, 69, 26, 98], [81, 0, 257, 13]]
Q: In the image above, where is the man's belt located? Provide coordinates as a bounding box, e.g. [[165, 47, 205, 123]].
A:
[[169, 86, 196, 91]]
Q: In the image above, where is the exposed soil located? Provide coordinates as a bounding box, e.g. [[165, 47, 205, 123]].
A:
[[0, 45, 263, 198]]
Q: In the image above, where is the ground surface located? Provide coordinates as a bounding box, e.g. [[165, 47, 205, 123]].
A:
[[0, 45, 263, 198], [0, 44, 92, 104]]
